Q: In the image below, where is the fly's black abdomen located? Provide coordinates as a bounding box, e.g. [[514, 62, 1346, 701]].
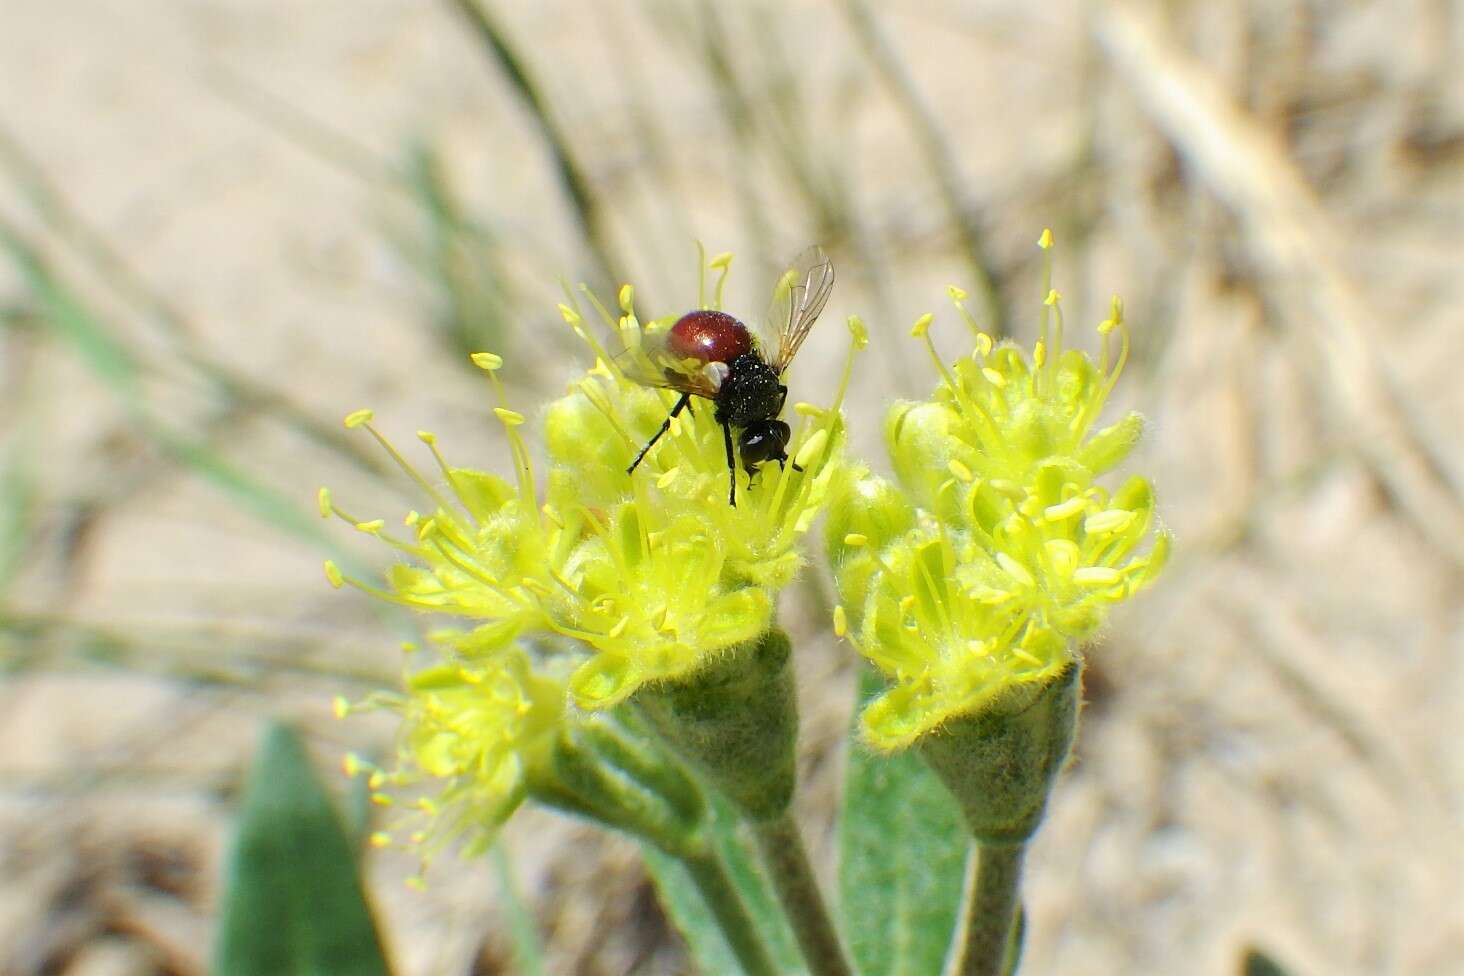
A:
[[714, 354, 784, 427]]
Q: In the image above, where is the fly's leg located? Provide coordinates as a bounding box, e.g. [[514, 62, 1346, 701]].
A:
[[627, 393, 692, 475], [775, 386, 803, 471], [722, 420, 737, 507]]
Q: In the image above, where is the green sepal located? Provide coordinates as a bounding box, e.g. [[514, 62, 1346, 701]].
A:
[[918, 663, 1081, 844], [636, 629, 797, 821]]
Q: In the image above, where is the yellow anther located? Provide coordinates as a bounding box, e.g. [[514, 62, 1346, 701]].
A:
[[332, 696, 351, 719], [709, 252, 734, 269], [1043, 497, 1088, 521], [417, 430, 436, 444], [847, 315, 869, 349], [370, 793, 394, 807], [1033, 341, 1046, 367], [910, 312, 935, 338], [833, 605, 849, 637], [794, 429, 829, 468], [1074, 567, 1122, 587], [344, 408, 374, 429], [948, 459, 974, 482], [981, 367, 1006, 387], [608, 617, 630, 639], [1044, 539, 1080, 577], [947, 284, 968, 302], [369, 832, 392, 849], [471, 352, 504, 371], [1044, 289, 1060, 306], [317, 487, 332, 518], [1084, 510, 1134, 534], [494, 407, 526, 426], [323, 560, 344, 589], [355, 519, 384, 535], [656, 467, 680, 489], [1038, 228, 1054, 249], [557, 304, 581, 325], [618, 283, 634, 312], [843, 533, 868, 547], [970, 585, 1012, 605], [974, 333, 993, 356], [996, 553, 1036, 587]]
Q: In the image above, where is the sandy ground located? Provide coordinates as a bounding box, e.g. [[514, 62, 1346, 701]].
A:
[[0, 1, 1461, 974]]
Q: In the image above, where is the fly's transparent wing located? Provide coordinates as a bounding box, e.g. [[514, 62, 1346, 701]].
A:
[[610, 324, 723, 399], [763, 246, 834, 374]]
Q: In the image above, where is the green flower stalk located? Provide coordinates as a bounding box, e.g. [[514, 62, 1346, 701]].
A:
[[828, 230, 1168, 976]]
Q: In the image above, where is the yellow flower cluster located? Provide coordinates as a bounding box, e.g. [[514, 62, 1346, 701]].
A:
[[830, 231, 1169, 751], [325, 252, 857, 855]]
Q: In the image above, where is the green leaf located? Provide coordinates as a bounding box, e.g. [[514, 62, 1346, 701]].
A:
[[213, 723, 392, 976], [491, 845, 548, 976], [642, 795, 806, 974], [1242, 947, 1297, 976], [839, 668, 968, 976]]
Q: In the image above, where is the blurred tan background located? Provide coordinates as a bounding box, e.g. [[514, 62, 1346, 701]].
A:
[[1, 1, 1461, 974]]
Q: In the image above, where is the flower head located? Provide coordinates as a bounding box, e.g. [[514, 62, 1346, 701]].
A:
[[327, 247, 860, 722], [532, 252, 861, 707], [339, 647, 563, 872], [830, 230, 1168, 752], [545, 262, 859, 590]]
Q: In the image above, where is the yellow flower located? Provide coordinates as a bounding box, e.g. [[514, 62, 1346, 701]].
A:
[[545, 264, 860, 590], [831, 230, 1168, 752], [340, 647, 563, 868], [835, 519, 1065, 750], [326, 248, 862, 721], [890, 229, 1144, 525], [320, 373, 562, 660], [532, 252, 861, 708]]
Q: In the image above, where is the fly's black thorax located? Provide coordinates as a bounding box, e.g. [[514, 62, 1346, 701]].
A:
[[714, 353, 784, 427]]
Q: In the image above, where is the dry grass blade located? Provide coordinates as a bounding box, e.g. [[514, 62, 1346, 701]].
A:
[[1092, 0, 1464, 569], [0, 123, 392, 480], [840, 0, 1008, 335], [445, 0, 627, 294]]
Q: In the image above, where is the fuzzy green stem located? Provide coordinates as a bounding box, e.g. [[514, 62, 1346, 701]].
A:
[[750, 812, 853, 976], [948, 842, 1026, 976], [682, 847, 781, 976]]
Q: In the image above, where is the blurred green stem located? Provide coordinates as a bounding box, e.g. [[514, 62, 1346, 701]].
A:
[[750, 812, 852, 976], [445, 0, 625, 294], [840, 0, 1008, 334], [948, 842, 1025, 976], [682, 846, 780, 976]]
